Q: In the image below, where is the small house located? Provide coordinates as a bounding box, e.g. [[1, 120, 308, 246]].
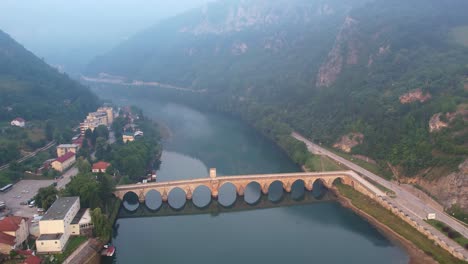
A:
[[0, 216, 29, 254], [10, 118, 25, 128], [122, 132, 135, 143], [92, 161, 111, 173]]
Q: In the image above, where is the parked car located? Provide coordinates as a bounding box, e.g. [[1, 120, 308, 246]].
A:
[[20, 201, 28, 205]]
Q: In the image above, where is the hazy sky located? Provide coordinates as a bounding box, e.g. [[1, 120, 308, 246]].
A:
[[0, 0, 212, 72]]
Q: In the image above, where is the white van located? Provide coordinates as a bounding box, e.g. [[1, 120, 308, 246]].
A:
[[28, 200, 35, 207]]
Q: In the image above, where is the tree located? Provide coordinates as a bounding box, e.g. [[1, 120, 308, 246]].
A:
[[91, 207, 112, 241], [63, 173, 101, 208], [35, 186, 58, 210], [77, 157, 91, 173], [95, 137, 108, 161], [94, 125, 109, 140]]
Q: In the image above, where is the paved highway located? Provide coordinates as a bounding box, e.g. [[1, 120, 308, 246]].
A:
[[292, 132, 468, 258]]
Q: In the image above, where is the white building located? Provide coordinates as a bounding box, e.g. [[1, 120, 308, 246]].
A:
[[10, 117, 25, 128], [36, 197, 80, 253]]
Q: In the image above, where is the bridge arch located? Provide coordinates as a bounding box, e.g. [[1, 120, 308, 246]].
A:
[[218, 182, 237, 207], [244, 181, 262, 205], [291, 179, 306, 200], [168, 187, 187, 210], [122, 191, 140, 211], [268, 180, 284, 203], [145, 189, 162, 211], [192, 185, 212, 208]]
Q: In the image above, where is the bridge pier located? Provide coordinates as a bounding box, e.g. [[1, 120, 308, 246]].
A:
[[305, 180, 313, 191], [186, 187, 193, 200], [237, 185, 245, 196], [261, 183, 269, 194], [162, 190, 168, 202]]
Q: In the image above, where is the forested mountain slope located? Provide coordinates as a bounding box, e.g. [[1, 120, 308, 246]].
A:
[[0, 29, 99, 167], [86, 0, 468, 210]]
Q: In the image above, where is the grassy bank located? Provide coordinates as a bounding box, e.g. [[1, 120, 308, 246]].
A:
[[326, 147, 393, 180], [305, 154, 344, 171], [54, 236, 87, 263], [335, 183, 466, 264], [427, 219, 468, 249]]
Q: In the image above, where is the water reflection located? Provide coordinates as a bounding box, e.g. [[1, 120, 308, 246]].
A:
[[218, 183, 237, 207], [168, 187, 186, 210], [145, 190, 162, 211], [121, 187, 337, 218], [192, 185, 212, 208], [244, 182, 261, 205], [122, 192, 139, 211], [268, 181, 284, 203]]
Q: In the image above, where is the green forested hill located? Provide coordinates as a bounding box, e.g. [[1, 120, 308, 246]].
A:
[[0, 29, 99, 169], [0, 30, 99, 122], [86, 0, 468, 179]]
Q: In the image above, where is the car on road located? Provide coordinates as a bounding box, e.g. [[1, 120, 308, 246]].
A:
[[20, 201, 28, 205]]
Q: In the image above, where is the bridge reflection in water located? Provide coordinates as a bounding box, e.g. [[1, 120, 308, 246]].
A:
[[119, 180, 336, 218]]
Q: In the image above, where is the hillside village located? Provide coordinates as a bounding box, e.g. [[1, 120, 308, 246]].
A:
[[0, 104, 155, 263]]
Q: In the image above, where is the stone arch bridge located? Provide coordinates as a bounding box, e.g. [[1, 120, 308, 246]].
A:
[[114, 169, 385, 202]]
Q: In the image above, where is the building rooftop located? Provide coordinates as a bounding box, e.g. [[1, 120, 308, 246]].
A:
[[57, 144, 79, 148], [37, 233, 63, 240], [55, 152, 75, 163], [24, 255, 42, 264], [0, 232, 15, 246], [71, 208, 91, 225], [41, 197, 79, 221], [92, 161, 111, 171], [0, 216, 24, 232], [13, 117, 25, 122]]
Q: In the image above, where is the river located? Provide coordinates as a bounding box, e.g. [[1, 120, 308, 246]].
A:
[[92, 86, 408, 264]]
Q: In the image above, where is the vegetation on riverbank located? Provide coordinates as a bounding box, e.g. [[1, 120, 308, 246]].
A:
[[427, 219, 468, 249], [335, 183, 466, 264]]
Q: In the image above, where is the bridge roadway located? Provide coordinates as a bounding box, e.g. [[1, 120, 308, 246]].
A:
[[114, 170, 385, 203]]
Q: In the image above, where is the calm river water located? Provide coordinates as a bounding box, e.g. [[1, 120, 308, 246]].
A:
[[93, 86, 408, 264]]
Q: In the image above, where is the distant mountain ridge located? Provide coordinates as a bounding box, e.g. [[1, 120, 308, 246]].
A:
[[86, 0, 468, 210]]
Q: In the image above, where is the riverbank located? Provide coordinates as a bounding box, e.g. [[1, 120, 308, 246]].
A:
[[333, 184, 466, 264]]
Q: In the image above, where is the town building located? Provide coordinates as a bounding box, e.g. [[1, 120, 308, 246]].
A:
[[97, 106, 114, 125], [92, 161, 111, 173], [134, 130, 144, 138], [10, 117, 25, 128], [56, 144, 79, 157], [122, 132, 135, 143], [0, 216, 29, 254], [79, 107, 114, 135], [70, 209, 93, 236], [51, 152, 76, 173], [36, 197, 80, 253]]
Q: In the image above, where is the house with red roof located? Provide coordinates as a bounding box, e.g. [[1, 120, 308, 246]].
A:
[[92, 161, 111, 173], [51, 151, 76, 172], [10, 117, 25, 128], [23, 255, 42, 264], [0, 216, 28, 254]]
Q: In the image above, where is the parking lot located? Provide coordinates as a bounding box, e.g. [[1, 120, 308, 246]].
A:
[[0, 180, 54, 218]]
